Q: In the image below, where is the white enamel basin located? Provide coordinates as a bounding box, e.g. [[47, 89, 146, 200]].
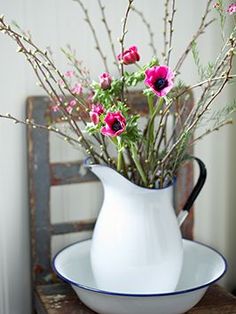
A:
[[53, 239, 226, 314]]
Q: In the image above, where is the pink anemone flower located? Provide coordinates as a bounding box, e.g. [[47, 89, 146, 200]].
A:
[[117, 46, 140, 65], [89, 104, 105, 125], [144, 65, 174, 97], [101, 111, 126, 137]]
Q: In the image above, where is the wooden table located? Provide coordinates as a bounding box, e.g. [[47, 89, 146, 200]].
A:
[[35, 283, 236, 314]]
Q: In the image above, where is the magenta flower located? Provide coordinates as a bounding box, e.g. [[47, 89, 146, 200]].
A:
[[51, 105, 60, 112], [117, 46, 140, 65], [101, 112, 126, 137], [51, 97, 63, 112], [66, 100, 77, 114], [99, 72, 112, 90], [89, 104, 105, 125], [72, 83, 83, 95], [227, 3, 236, 14], [144, 65, 174, 97], [65, 70, 75, 78]]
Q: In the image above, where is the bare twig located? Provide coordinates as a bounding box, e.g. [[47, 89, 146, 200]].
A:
[[119, 0, 134, 101], [0, 17, 103, 162], [0, 113, 78, 143], [0, 113, 109, 163], [97, 0, 120, 72], [131, 5, 157, 56], [167, 0, 176, 66], [175, 74, 236, 100], [73, 0, 109, 72], [191, 119, 233, 144], [162, 47, 234, 167], [162, 0, 170, 63], [174, 0, 215, 73]]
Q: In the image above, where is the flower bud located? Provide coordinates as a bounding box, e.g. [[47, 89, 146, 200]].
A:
[[99, 72, 112, 90], [117, 45, 140, 65], [89, 104, 105, 125]]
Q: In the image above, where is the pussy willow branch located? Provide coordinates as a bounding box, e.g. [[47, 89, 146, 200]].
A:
[[163, 0, 170, 62], [175, 75, 236, 100], [97, 0, 120, 72], [166, 72, 236, 151], [196, 33, 236, 112], [167, 0, 176, 66], [1, 19, 87, 108], [155, 105, 172, 153], [0, 113, 109, 163], [0, 17, 103, 162], [5, 26, 87, 131], [131, 6, 157, 56], [73, 0, 109, 72], [171, 35, 236, 137], [120, 0, 134, 101], [174, 0, 215, 73], [156, 111, 170, 154], [180, 39, 235, 130], [190, 119, 233, 144], [99, 135, 113, 165], [0, 113, 79, 143], [162, 48, 234, 168]]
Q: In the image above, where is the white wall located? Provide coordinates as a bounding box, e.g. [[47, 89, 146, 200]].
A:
[[0, 1, 235, 313]]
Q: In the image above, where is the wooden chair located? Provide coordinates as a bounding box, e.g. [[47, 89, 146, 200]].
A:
[[26, 95, 236, 314]]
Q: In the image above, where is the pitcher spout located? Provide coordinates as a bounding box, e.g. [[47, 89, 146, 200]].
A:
[[86, 163, 133, 191]]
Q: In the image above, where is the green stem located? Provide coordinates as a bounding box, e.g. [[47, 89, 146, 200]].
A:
[[147, 94, 154, 115], [131, 145, 148, 186], [116, 137, 126, 175], [147, 97, 164, 154], [117, 150, 123, 172]]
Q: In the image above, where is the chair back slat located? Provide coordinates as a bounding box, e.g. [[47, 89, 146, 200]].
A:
[[27, 97, 52, 284], [51, 220, 96, 235], [50, 161, 97, 186]]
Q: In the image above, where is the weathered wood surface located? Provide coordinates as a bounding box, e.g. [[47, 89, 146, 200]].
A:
[[35, 284, 236, 314], [51, 219, 96, 235], [187, 285, 236, 313], [35, 283, 95, 314], [27, 97, 52, 285]]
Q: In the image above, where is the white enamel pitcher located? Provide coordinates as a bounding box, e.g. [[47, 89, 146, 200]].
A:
[[87, 157, 206, 294]]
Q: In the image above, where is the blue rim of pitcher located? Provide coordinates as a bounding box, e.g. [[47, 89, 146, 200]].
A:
[[52, 239, 227, 298]]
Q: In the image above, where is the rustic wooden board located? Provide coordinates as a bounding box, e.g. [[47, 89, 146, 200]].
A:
[[187, 285, 236, 313], [35, 283, 236, 314]]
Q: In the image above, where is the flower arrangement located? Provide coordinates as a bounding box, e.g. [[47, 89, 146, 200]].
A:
[[0, 0, 236, 188]]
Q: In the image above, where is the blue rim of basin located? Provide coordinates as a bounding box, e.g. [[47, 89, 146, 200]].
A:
[[52, 239, 227, 298]]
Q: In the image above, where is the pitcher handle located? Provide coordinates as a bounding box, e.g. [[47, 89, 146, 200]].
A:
[[177, 157, 207, 226]]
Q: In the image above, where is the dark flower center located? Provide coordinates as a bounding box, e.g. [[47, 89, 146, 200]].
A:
[[154, 78, 168, 91], [112, 120, 122, 132]]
